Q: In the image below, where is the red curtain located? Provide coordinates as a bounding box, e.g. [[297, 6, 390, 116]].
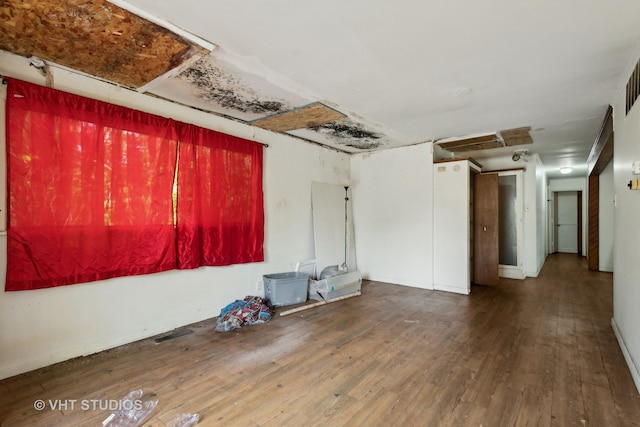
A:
[[5, 78, 264, 291], [176, 124, 264, 268]]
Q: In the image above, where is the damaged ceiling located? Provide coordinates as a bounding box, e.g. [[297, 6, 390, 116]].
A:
[[0, 0, 402, 152], [436, 127, 533, 153], [1, 0, 640, 177], [0, 0, 207, 88]]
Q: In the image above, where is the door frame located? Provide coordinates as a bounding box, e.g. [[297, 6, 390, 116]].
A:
[[587, 106, 614, 270], [553, 190, 581, 254], [548, 182, 587, 256], [498, 170, 525, 280]]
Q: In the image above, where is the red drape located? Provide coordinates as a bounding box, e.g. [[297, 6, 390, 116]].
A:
[[5, 78, 264, 291], [176, 124, 264, 268]]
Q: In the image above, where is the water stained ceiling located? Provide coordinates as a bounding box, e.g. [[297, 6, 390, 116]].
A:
[[1, 0, 640, 176]]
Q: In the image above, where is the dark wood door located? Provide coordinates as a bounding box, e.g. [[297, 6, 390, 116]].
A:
[[473, 173, 499, 285]]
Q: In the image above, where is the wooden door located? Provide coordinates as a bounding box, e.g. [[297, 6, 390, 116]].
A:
[[473, 173, 499, 285]]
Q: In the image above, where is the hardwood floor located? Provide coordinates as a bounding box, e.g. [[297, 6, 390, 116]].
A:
[[1, 254, 639, 426]]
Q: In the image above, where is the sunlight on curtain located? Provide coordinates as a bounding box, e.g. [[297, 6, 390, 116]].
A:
[[5, 78, 264, 291]]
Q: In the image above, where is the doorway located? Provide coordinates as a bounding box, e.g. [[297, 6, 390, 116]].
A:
[[473, 169, 524, 285], [498, 171, 524, 279], [554, 191, 581, 253]]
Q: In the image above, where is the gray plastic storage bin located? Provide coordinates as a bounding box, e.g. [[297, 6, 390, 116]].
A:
[[263, 272, 310, 307]]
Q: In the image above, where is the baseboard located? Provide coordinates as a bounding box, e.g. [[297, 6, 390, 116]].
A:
[[611, 317, 640, 394], [535, 254, 547, 277], [434, 284, 470, 295], [499, 266, 526, 280], [525, 255, 546, 278]]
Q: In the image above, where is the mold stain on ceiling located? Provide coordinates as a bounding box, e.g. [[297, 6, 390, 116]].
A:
[[177, 56, 290, 116], [310, 121, 384, 150], [146, 50, 315, 122], [145, 49, 404, 151], [288, 119, 400, 152]]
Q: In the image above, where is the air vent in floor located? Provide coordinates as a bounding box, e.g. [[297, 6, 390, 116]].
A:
[[154, 329, 193, 344]]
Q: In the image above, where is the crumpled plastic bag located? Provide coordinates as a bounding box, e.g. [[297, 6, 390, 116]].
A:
[[102, 389, 158, 427]]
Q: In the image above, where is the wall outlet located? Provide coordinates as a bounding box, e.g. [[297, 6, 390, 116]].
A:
[[256, 279, 264, 293]]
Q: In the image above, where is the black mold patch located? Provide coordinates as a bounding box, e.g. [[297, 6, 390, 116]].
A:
[[178, 58, 290, 115], [311, 122, 381, 140], [310, 121, 385, 150], [345, 141, 383, 150]]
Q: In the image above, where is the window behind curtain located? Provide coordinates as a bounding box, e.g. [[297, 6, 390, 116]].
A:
[[5, 78, 264, 291]]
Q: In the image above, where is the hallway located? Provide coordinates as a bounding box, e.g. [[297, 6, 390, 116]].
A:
[[468, 253, 639, 426]]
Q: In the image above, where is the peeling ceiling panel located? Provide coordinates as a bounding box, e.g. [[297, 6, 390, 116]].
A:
[[288, 118, 400, 152], [436, 134, 503, 153], [251, 102, 346, 132], [500, 126, 533, 147], [146, 50, 314, 121], [0, 0, 205, 88]]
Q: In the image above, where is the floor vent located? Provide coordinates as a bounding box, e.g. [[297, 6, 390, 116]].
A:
[[154, 329, 193, 344]]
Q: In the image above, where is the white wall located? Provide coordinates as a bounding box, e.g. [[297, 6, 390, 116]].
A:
[[0, 51, 351, 380], [535, 155, 549, 275], [432, 160, 476, 294], [611, 45, 640, 393], [599, 160, 614, 272], [476, 154, 546, 277], [351, 143, 434, 289], [548, 177, 588, 256]]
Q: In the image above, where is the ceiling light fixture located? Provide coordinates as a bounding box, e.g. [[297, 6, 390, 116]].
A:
[[560, 167, 573, 175], [512, 149, 529, 162]]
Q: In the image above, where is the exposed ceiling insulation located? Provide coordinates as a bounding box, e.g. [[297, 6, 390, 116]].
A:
[[251, 102, 346, 133], [0, 0, 207, 89]]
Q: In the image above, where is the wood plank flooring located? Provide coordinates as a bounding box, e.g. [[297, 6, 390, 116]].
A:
[[1, 253, 639, 426]]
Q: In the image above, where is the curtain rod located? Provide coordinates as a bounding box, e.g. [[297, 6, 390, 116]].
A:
[[0, 74, 269, 148]]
